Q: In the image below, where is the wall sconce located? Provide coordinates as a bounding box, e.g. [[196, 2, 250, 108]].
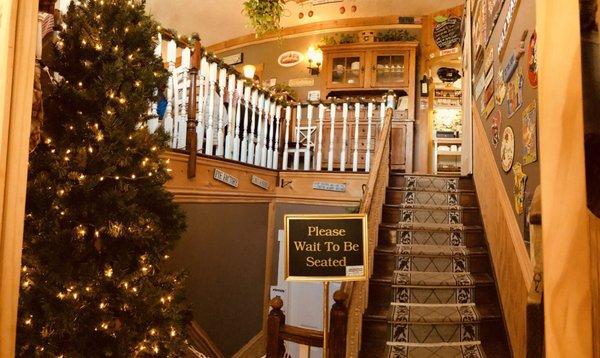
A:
[[420, 75, 429, 97], [307, 45, 323, 76], [242, 64, 256, 80]]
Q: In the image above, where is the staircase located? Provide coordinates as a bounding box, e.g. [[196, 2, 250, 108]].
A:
[[360, 174, 510, 357]]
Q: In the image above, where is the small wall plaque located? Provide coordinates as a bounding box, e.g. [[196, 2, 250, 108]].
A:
[[213, 169, 239, 188], [312, 181, 347, 193], [251, 175, 269, 190], [289, 77, 315, 88]]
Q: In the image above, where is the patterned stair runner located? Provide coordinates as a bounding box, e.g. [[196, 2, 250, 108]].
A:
[[386, 175, 486, 358]]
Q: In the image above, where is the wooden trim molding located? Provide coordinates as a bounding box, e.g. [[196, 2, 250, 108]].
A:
[[187, 320, 226, 358], [472, 111, 532, 357], [536, 0, 593, 356], [0, 0, 38, 356], [206, 16, 422, 54]]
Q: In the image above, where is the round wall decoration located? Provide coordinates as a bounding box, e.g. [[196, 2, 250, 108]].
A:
[[278, 51, 304, 67], [527, 31, 538, 87], [501, 126, 515, 172], [437, 67, 462, 83]]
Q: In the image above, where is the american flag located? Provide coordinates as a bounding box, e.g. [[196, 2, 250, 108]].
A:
[[39, 12, 54, 38]]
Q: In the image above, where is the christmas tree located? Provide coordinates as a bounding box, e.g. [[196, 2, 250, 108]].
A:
[[18, 0, 190, 355]]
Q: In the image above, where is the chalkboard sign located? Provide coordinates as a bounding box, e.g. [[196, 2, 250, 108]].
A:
[[434, 17, 462, 50], [284, 214, 368, 282]]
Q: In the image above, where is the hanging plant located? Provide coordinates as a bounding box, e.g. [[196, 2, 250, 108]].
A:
[[243, 0, 285, 38]]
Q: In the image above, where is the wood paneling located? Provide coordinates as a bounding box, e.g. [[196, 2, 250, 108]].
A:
[[473, 111, 532, 357], [0, 0, 38, 356], [536, 1, 594, 356], [276, 171, 368, 205]]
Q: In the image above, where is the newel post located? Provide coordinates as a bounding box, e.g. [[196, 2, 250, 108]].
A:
[[329, 290, 348, 358], [267, 296, 286, 358], [186, 37, 201, 179]]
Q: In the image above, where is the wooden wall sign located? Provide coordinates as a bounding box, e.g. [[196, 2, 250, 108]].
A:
[[497, 0, 521, 59], [288, 77, 315, 88], [213, 169, 239, 188], [278, 51, 304, 67], [434, 17, 463, 50], [284, 214, 368, 281], [251, 175, 269, 190], [312, 181, 346, 192]]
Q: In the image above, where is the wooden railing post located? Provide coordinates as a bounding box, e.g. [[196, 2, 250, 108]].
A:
[[329, 290, 348, 358], [267, 296, 286, 358], [186, 37, 201, 179]]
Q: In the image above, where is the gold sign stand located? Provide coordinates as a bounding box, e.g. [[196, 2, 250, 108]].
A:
[[323, 281, 329, 358]]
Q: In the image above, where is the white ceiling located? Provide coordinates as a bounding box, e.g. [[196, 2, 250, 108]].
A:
[[146, 0, 464, 46]]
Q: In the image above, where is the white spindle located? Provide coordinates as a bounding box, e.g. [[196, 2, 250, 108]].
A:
[[340, 102, 349, 172], [259, 98, 270, 167], [240, 86, 252, 163], [379, 101, 386, 130], [176, 47, 191, 149], [293, 103, 302, 170], [253, 93, 265, 165], [247, 90, 260, 164], [304, 104, 313, 171], [327, 102, 336, 171], [196, 57, 208, 153], [282, 106, 292, 170], [267, 102, 276, 168], [366, 102, 374, 172], [215, 68, 227, 156], [225, 74, 236, 159], [352, 102, 360, 172], [164, 39, 177, 144], [315, 104, 325, 171], [205, 62, 218, 155], [154, 33, 162, 58], [272, 105, 282, 169], [233, 79, 244, 161]]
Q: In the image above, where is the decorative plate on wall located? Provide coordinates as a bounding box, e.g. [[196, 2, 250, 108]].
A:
[[278, 51, 304, 67], [501, 126, 515, 172]]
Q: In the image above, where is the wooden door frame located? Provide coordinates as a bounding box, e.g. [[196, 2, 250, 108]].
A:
[[0, 0, 38, 356]]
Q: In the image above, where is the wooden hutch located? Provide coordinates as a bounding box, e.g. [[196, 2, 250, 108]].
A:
[[320, 41, 417, 172]]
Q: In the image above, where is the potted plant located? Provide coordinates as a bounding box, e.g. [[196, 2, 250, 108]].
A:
[[243, 0, 285, 38]]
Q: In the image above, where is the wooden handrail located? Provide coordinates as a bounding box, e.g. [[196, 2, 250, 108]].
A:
[[340, 106, 393, 357], [187, 320, 226, 358], [280, 325, 323, 346], [186, 38, 201, 178]]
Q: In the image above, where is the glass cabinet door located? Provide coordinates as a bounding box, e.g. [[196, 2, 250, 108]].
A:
[[327, 52, 365, 88], [371, 51, 409, 87]]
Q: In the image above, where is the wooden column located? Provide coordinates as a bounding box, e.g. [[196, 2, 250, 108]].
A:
[[186, 38, 201, 179], [266, 297, 286, 358], [0, 0, 38, 355], [328, 290, 348, 358]]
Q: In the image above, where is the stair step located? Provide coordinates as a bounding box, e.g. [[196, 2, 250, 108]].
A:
[[389, 173, 474, 191], [392, 271, 476, 288], [382, 205, 482, 226], [386, 188, 478, 207], [374, 246, 491, 275], [378, 225, 486, 248], [384, 342, 486, 358], [388, 303, 480, 324]]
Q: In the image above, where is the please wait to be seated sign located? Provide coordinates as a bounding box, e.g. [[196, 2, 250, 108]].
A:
[[284, 214, 368, 282]]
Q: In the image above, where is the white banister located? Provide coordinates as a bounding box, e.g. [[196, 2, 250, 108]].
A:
[[315, 103, 325, 171], [176, 47, 191, 149], [233, 79, 244, 161], [215, 68, 227, 156], [247, 90, 260, 164], [272, 104, 282, 170], [352, 102, 360, 172], [240, 85, 252, 163], [293, 103, 301, 170], [366, 102, 374, 172], [154, 33, 162, 58], [225, 73, 236, 159], [304, 104, 313, 171], [267, 102, 276, 168], [196, 57, 208, 153], [260, 97, 270, 167], [252, 93, 265, 165], [164, 39, 177, 142], [205, 62, 218, 155], [282, 106, 292, 170], [340, 102, 348, 172], [379, 101, 386, 130], [327, 102, 336, 171]]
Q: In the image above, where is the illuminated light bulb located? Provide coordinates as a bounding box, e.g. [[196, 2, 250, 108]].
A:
[[45, 138, 52, 144], [151, 146, 157, 151], [132, 287, 138, 293], [94, 230, 100, 237], [149, 328, 157, 335], [166, 168, 172, 172], [61, 23, 67, 30], [160, 297, 166, 304], [131, 174, 136, 179], [167, 295, 173, 302], [163, 254, 169, 259], [128, 54, 134, 60], [22, 280, 32, 288], [119, 98, 126, 104], [170, 329, 176, 337], [78, 82, 83, 87], [165, 158, 170, 164], [134, 81, 141, 87], [106, 109, 113, 115], [60, 211, 65, 216], [58, 189, 65, 196], [153, 346, 159, 354], [24, 317, 32, 325], [109, 92, 115, 98], [69, 125, 74, 130], [141, 266, 148, 273], [123, 282, 129, 289], [99, 302, 107, 309], [85, 286, 91, 292], [104, 267, 113, 278], [88, 146, 93, 153], [82, 39, 87, 45], [148, 172, 153, 177], [79, 174, 85, 180], [101, 322, 109, 330], [72, 292, 78, 299], [95, 43, 103, 50], [57, 292, 65, 299], [96, 133, 104, 141], [99, 176, 105, 181], [115, 176, 120, 180], [51, 149, 56, 153], [124, 27, 129, 33], [66, 149, 71, 154], [22, 266, 28, 272]]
